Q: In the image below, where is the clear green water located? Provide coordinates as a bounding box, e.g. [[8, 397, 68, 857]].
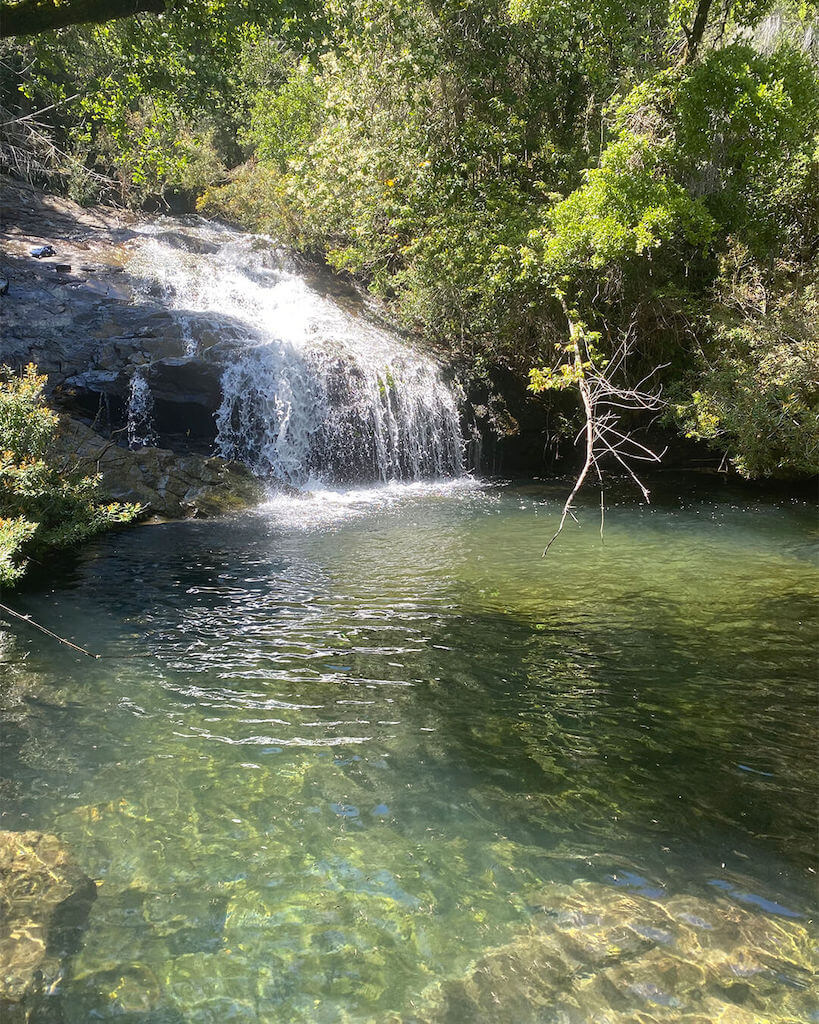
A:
[[1, 476, 817, 1023]]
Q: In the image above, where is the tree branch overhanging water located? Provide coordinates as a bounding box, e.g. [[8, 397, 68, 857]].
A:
[[542, 300, 666, 557]]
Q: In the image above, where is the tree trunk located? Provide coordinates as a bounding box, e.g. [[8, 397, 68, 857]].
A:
[[683, 0, 715, 64], [542, 300, 597, 556], [1, 0, 167, 38]]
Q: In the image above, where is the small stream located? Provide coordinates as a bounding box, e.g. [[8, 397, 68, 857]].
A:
[[1, 476, 816, 1022]]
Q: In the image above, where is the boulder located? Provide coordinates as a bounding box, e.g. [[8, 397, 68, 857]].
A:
[[0, 830, 96, 1022], [52, 416, 267, 518]]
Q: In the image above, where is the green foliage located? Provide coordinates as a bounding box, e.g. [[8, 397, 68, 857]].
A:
[[242, 57, 324, 171], [673, 44, 819, 252], [0, 516, 37, 587], [3, 0, 817, 479], [0, 365, 142, 586], [523, 134, 715, 282], [1, 0, 326, 202], [528, 361, 587, 393], [519, 40, 816, 468], [205, 0, 663, 360], [676, 249, 819, 477]]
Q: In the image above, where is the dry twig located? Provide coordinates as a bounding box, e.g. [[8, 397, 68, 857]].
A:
[[0, 601, 99, 658]]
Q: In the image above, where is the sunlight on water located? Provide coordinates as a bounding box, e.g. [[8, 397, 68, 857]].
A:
[[259, 477, 482, 528], [1, 477, 816, 1023]]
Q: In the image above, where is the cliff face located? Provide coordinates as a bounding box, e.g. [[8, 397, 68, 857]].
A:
[[0, 180, 266, 515]]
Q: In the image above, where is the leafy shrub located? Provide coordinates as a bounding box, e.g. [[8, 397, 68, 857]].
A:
[[676, 250, 819, 477], [674, 43, 819, 254], [0, 365, 142, 586]]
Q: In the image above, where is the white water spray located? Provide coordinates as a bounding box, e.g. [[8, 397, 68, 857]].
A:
[[127, 367, 157, 449], [128, 220, 464, 486]]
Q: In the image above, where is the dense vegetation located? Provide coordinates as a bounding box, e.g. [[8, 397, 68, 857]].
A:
[[1, 0, 817, 479], [0, 364, 141, 585]]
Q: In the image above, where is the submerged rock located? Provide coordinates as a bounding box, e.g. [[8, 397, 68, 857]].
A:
[[0, 830, 96, 1021], [53, 416, 266, 518], [408, 879, 817, 1023]]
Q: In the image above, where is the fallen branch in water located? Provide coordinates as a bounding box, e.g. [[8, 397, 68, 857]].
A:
[[0, 601, 99, 658]]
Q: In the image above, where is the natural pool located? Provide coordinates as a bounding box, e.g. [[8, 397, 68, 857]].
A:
[[1, 476, 817, 1023]]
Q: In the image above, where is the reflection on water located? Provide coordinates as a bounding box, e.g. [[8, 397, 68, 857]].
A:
[[1, 476, 816, 1022]]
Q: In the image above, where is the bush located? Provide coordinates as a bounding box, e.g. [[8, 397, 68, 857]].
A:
[[0, 365, 143, 586], [676, 250, 819, 478]]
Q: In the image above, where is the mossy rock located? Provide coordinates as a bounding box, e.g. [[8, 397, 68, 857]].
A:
[[53, 417, 267, 518]]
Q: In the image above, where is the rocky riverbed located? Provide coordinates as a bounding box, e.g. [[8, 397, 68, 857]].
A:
[[0, 830, 96, 1023], [409, 878, 816, 1023]]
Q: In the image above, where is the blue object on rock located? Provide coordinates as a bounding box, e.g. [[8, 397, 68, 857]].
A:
[[30, 245, 56, 258]]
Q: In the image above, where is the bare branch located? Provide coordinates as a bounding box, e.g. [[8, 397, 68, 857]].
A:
[[0, 93, 81, 127], [0, 601, 99, 658], [542, 303, 666, 554]]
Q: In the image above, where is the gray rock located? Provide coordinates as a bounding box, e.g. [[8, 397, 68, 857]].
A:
[[0, 179, 213, 450], [0, 178, 273, 514], [52, 416, 267, 517]]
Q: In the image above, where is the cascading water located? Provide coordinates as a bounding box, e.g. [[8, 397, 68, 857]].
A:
[[127, 221, 464, 486], [126, 367, 157, 449]]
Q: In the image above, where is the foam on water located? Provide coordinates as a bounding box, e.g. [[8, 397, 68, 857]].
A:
[[258, 476, 483, 528], [127, 220, 464, 486]]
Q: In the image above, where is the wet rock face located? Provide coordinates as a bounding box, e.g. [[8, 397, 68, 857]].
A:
[[0, 830, 96, 1022], [0, 180, 225, 455], [53, 416, 267, 518], [1, 180, 269, 515]]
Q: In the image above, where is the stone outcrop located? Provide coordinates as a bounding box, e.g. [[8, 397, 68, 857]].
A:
[[53, 415, 266, 517], [1, 179, 223, 450], [0, 830, 96, 1022]]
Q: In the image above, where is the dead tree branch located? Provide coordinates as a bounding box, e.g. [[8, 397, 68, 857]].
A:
[[0, 600, 99, 657], [543, 303, 665, 556]]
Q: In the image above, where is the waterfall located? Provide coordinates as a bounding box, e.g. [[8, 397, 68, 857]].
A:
[[127, 368, 157, 449], [128, 220, 464, 486], [215, 346, 462, 484]]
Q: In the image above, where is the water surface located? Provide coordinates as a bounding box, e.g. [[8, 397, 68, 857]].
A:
[[1, 477, 816, 1022]]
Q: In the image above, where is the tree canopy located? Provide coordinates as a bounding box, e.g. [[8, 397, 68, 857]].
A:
[[1, 0, 817, 480]]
